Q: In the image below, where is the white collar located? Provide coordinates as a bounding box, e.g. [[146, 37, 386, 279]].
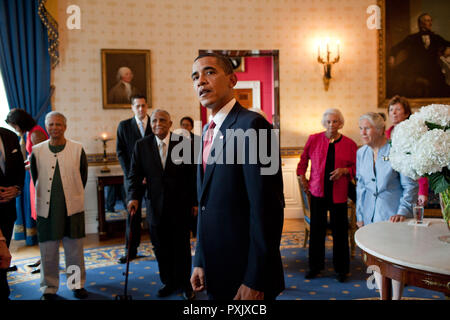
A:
[[155, 132, 171, 146], [210, 98, 236, 131], [135, 115, 148, 130]]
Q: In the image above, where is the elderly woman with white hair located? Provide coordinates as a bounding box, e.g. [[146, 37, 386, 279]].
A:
[[297, 108, 357, 282], [356, 112, 418, 300]]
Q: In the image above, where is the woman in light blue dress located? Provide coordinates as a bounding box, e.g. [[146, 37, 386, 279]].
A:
[[356, 112, 418, 300]]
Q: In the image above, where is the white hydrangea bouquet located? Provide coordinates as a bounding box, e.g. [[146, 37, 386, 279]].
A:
[[389, 104, 450, 229]]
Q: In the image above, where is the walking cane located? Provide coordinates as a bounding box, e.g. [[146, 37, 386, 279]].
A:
[[115, 206, 135, 300]]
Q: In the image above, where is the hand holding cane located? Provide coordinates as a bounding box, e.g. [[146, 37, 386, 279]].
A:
[[115, 200, 138, 300]]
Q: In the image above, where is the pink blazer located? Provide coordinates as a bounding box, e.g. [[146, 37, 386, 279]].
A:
[[386, 125, 429, 196], [297, 132, 357, 204]]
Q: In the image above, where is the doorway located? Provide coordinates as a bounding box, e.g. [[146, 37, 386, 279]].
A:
[[198, 50, 280, 130]]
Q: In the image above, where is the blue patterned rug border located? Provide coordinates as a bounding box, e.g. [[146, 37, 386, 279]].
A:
[[9, 232, 304, 285]]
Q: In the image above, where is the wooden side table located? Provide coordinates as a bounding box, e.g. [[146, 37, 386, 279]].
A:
[[95, 167, 124, 240], [355, 219, 450, 300]]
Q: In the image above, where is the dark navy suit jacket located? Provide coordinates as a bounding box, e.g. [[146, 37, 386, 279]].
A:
[[0, 127, 25, 244], [127, 133, 196, 227], [194, 102, 285, 299], [116, 115, 153, 178]]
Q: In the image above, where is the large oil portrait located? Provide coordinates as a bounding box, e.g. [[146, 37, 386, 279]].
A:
[[378, 0, 450, 109], [101, 49, 151, 109]]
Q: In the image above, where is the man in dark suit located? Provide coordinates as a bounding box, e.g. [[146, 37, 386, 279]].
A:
[[116, 94, 153, 263], [0, 127, 25, 300], [179, 116, 200, 238], [388, 13, 450, 98], [127, 109, 196, 300], [190, 53, 285, 300]]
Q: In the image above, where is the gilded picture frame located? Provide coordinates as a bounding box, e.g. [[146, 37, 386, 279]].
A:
[[377, 0, 450, 109], [101, 49, 151, 109]]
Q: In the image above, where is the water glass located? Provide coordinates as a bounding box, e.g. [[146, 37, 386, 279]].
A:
[[413, 205, 424, 224]]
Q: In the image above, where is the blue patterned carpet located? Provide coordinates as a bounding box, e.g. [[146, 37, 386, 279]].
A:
[[8, 231, 445, 300]]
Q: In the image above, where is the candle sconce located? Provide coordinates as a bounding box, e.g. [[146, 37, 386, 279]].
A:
[[317, 38, 340, 91], [97, 133, 113, 173]]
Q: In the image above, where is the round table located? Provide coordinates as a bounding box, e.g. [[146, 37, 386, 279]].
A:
[[355, 219, 450, 300]]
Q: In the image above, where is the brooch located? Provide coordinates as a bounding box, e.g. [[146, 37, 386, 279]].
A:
[[382, 156, 389, 161]]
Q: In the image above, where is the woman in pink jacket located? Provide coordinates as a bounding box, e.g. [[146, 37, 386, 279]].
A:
[[386, 95, 428, 206], [297, 108, 357, 282]]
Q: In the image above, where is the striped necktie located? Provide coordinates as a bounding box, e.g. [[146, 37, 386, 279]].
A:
[[202, 121, 216, 173]]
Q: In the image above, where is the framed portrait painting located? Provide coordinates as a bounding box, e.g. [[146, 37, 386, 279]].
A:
[[378, 0, 450, 109], [101, 49, 151, 109]]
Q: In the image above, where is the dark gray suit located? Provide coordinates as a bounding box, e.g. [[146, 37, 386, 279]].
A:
[[0, 128, 25, 299], [194, 102, 285, 300], [128, 133, 196, 290], [116, 116, 153, 256]]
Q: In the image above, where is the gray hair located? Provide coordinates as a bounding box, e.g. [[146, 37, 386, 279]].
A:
[[116, 66, 132, 82], [359, 112, 385, 133], [321, 108, 344, 129], [45, 111, 67, 126], [151, 109, 171, 120]]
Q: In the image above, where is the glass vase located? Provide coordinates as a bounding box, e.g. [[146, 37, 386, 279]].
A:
[[438, 187, 450, 243]]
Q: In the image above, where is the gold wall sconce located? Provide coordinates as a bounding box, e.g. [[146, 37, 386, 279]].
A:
[[317, 38, 340, 91]]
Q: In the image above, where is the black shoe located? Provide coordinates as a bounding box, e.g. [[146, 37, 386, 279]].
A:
[[182, 288, 195, 300], [27, 260, 41, 268], [305, 270, 320, 279], [73, 288, 89, 299], [6, 265, 17, 272], [31, 267, 41, 274], [40, 293, 57, 300], [157, 285, 175, 297], [336, 273, 347, 283], [118, 254, 136, 264]]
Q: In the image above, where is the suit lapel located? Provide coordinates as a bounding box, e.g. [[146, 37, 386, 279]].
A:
[[0, 132, 5, 178], [144, 115, 152, 136], [198, 125, 209, 182], [150, 136, 164, 173], [199, 103, 241, 201], [164, 133, 177, 174], [130, 117, 142, 140], [0, 130, 15, 175]]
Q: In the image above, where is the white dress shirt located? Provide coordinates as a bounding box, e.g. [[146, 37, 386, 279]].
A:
[[135, 115, 148, 137], [209, 98, 236, 141], [422, 35, 430, 49], [155, 133, 171, 169]]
